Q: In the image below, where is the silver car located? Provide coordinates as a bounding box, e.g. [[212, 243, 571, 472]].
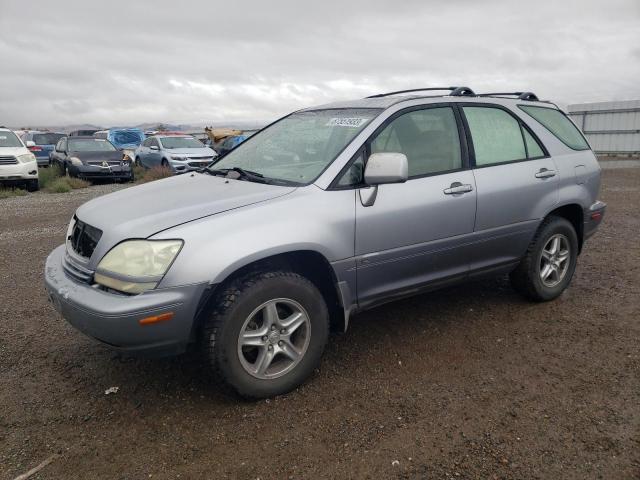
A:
[[135, 134, 217, 173], [45, 87, 606, 398]]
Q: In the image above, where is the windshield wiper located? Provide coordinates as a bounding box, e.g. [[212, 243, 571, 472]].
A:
[[204, 167, 266, 183]]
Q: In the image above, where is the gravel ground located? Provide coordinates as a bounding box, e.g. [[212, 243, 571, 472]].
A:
[[0, 166, 638, 479]]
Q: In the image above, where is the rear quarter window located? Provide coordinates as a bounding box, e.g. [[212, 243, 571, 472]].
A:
[[519, 105, 589, 151]]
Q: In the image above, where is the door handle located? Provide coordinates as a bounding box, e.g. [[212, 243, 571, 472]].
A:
[[535, 168, 556, 179], [443, 182, 473, 195]]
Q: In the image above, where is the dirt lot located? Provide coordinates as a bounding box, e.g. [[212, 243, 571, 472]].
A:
[[1, 166, 638, 479]]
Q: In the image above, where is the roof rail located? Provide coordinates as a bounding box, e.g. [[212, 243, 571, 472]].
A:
[[478, 91, 539, 101], [366, 86, 475, 99]]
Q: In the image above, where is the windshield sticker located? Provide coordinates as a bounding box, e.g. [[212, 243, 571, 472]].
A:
[[326, 117, 369, 128]]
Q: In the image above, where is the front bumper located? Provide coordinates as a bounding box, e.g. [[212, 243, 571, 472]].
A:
[[169, 158, 213, 174], [0, 161, 38, 183], [71, 163, 133, 180], [44, 244, 209, 356], [584, 200, 606, 241]]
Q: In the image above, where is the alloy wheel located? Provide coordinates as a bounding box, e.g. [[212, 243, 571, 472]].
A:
[[539, 233, 570, 288], [237, 298, 311, 379]]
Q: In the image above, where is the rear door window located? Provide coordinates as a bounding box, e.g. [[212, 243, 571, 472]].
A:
[[463, 106, 527, 166], [519, 105, 589, 150]]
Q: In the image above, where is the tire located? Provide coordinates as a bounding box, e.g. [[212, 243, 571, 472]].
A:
[[201, 270, 329, 399], [134, 157, 141, 167], [161, 159, 169, 168], [510, 216, 578, 302], [26, 179, 39, 192]]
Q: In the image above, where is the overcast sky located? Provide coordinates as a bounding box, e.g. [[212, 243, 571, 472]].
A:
[[1, 0, 639, 127]]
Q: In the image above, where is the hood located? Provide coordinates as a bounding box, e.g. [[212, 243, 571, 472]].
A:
[[164, 147, 216, 157], [75, 173, 296, 244], [0, 146, 30, 157], [72, 151, 124, 163]]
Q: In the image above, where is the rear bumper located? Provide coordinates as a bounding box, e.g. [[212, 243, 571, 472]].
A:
[[44, 244, 209, 356], [584, 201, 606, 241]]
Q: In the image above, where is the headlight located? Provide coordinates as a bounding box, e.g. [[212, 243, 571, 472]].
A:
[[69, 156, 83, 166], [17, 153, 36, 164], [94, 240, 183, 294], [171, 155, 186, 160]]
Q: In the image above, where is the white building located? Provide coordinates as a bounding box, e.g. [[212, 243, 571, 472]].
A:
[[568, 100, 640, 156]]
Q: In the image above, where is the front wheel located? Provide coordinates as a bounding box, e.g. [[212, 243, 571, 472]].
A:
[[26, 179, 39, 192], [510, 216, 578, 302], [201, 271, 329, 398]]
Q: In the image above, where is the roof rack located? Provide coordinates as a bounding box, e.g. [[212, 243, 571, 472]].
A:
[[478, 92, 539, 101], [366, 86, 475, 99]]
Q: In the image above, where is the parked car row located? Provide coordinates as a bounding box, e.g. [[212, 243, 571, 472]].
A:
[[2, 125, 255, 192]]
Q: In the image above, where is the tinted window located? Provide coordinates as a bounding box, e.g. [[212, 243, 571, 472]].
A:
[[519, 105, 589, 150], [33, 133, 65, 145], [0, 131, 23, 147], [370, 107, 461, 177], [523, 128, 544, 158], [463, 107, 526, 166]]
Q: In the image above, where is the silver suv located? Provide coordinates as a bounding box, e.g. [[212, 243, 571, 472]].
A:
[[45, 87, 606, 398]]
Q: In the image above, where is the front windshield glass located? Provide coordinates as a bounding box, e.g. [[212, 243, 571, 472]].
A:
[[160, 137, 205, 149], [211, 108, 381, 184], [0, 131, 23, 147], [68, 139, 117, 152]]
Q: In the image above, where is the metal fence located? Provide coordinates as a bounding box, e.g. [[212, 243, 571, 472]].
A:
[[568, 100, 640, 156]]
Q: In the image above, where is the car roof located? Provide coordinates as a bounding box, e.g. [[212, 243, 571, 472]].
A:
[[300, 88, 560, 112]]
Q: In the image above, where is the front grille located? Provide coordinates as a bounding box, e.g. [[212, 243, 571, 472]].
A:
[[63, 253, 94, 284], [188, 156, 213, 161], [188, 161, 210, 168], [69, 218, 102, 258], [0, 156, 18, 165], [87, 161, 121, 166]]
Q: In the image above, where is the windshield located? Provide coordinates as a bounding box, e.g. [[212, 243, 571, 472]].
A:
[[33, 133, 65, 145], [160, 137, 205, 149], [211, 109, 381, 184], [68, 138, 117, 152], [0, 131, 23, 148]]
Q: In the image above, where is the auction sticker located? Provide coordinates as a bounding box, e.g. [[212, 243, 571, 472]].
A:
[[326, 118, 369, 128]]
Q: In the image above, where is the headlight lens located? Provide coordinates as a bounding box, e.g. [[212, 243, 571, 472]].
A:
[[17, 153, 36, 164], [69, 156, 83, 166], [171, 155, 186, 160], [94, 240, 183, 294]]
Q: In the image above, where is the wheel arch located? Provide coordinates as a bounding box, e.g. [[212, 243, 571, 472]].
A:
[[197, 250, 348, 335], [545, 203, 584, 252]]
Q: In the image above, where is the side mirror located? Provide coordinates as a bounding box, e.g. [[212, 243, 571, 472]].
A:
[[150, 145, 159, 150], [359, 152, 408, 207], [26, 140, 36, 147], [364, 152, 408, 185]]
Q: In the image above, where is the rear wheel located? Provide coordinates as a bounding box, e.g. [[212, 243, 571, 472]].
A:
[[510, 216, 578, 301], [201, 271, 329, 398]]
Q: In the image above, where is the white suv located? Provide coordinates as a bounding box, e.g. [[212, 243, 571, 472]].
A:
[[0, 127, 39, 191]]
